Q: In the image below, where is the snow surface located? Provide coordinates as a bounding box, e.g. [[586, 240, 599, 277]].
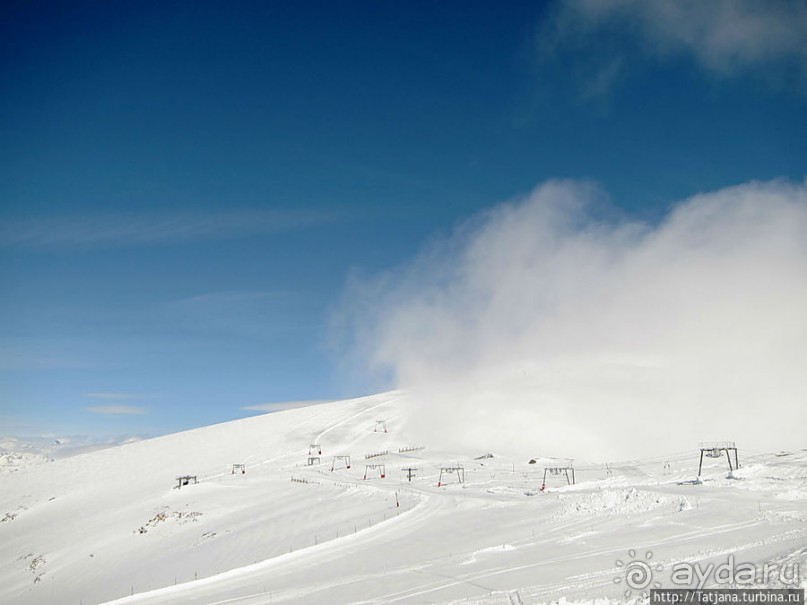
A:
[[0, 392, 805, 604], [0, 435, 145, 473]]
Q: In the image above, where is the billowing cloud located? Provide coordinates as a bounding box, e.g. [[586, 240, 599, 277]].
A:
[[340, 178, 807, 461], [542, 0, 807, 93], [85, 405, 147, 415]]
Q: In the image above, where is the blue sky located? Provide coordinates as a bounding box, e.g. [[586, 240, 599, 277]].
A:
[[1, 1, 805, 440]]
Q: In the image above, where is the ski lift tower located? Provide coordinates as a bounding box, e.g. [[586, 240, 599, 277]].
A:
[[402, 466, 418, 482], [331, 455, 351, 471], [437, 465, 465, 487], [373, 420, 387, 433], [541, 460, 575, 491], [698, 441, 739, 476], [176, 475, 198, 489], [363, 463, 386, 479]]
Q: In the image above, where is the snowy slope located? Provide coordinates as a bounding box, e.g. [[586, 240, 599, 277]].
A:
[[1, 391, 805, 605]]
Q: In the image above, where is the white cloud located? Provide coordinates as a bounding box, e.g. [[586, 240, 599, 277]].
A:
[[0, 340, 111, 371], [340, 178, 807, 461], [85, 392, 142, 401], [241, 400, 330, 413], [542, 0, 807, 93], [0, 209, 337, 249], [85, 405, 147, 415], [162, 290, 313, 338]]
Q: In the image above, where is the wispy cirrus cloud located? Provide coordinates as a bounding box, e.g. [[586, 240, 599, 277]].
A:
[[84, 392, 148, 415], [168, 290, 291, 310], [85, 405, 147, 415], [162, 290, 316, 338], [85, 392, 142, 401], [241, 400, 330, 413], [0, 209, 338, 249], [0, 339, 116, 371]]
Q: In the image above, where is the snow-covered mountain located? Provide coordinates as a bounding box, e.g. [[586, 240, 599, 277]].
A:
[[0, 434, 147, 474], [1, 392, 805, 604]]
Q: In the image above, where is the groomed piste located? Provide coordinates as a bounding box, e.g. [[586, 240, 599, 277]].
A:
[[1, 392, 805, 604]]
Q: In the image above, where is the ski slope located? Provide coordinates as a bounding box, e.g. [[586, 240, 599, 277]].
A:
[[1, 392, 805, 604]]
